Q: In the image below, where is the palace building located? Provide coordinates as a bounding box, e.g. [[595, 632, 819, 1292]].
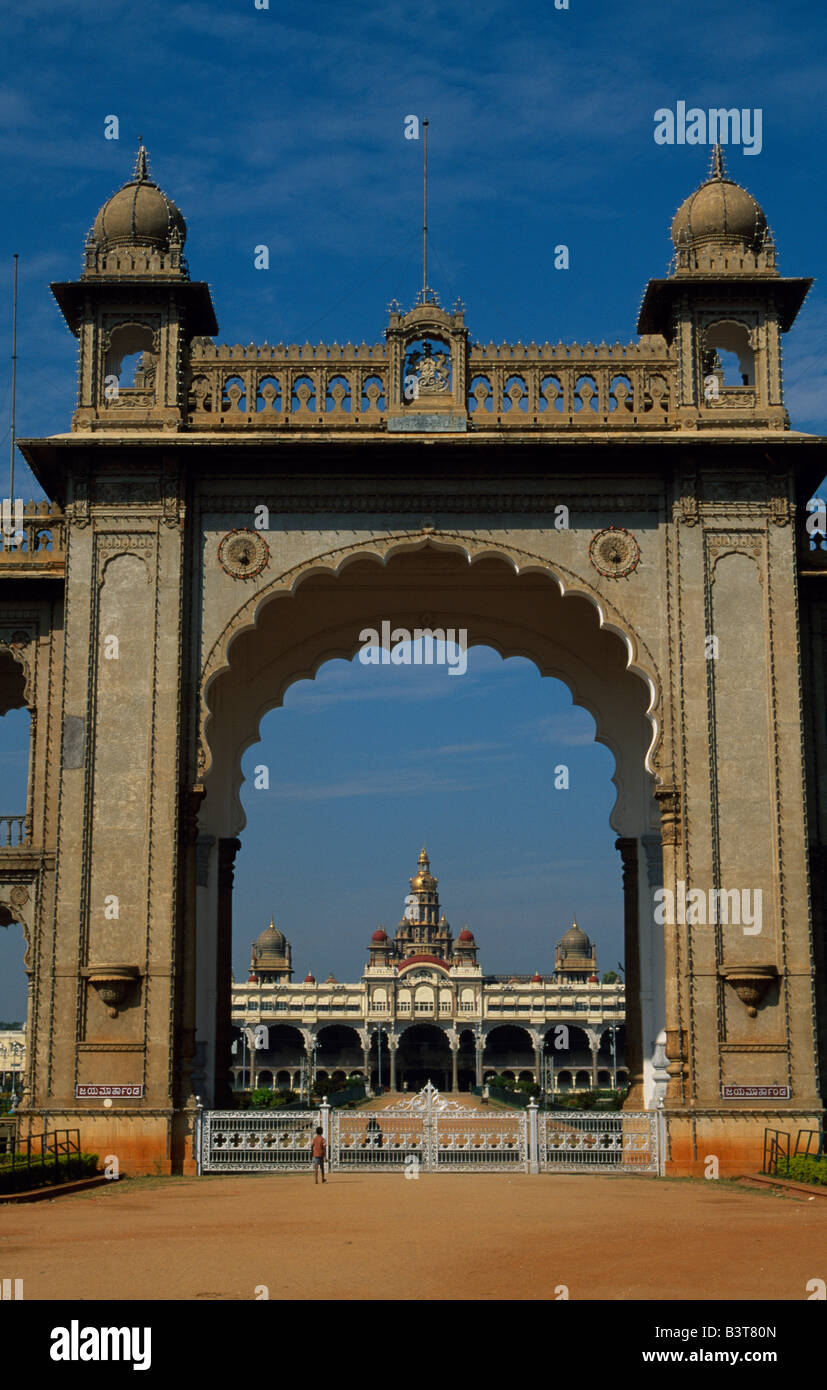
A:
[[230, 849, 628, 1094]]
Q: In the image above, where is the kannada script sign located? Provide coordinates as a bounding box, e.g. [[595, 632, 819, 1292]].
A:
[[721, 1085, 790, 1099], [75, 1085, 144, 1098]]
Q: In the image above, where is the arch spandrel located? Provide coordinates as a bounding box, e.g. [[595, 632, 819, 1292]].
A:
[[196, 533, 664, 839]]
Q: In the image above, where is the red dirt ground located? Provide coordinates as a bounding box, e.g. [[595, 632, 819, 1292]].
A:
[[2, 1172, 824, 1301]]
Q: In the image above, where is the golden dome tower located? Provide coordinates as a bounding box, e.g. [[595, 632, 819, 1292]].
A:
[[395, 846, 453, 959]]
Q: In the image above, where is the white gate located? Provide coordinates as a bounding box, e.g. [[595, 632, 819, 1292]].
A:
[[538, 1110, 659, 1173], [200, 1109, 321, 1171], [330, 1082, 529, 1172]]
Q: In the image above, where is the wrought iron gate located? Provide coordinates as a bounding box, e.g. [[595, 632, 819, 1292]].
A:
[[200, 1109, 320, 1172], [198, 1089, 659, 1175], [330, 1082, 529, 1171], [538, 1110, 659, 1173]]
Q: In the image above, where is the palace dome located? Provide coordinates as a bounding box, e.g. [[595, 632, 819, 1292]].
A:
[[304, 973, 316, 984], [92, 146, 187, 250], [410, 846, 437, 891], [558, 921, 591, 953], [531, 971, 542, 983], [458, 928, 475, 943], [671, 147, 766, 251], [254, 920, 287, 958], [372, 928, 389, 942]]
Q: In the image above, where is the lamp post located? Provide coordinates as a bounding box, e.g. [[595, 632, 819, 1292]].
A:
[[474, 1022, 484, 1088], [372, 1026, 384, 1091], [11, 1041, 23, 1098]]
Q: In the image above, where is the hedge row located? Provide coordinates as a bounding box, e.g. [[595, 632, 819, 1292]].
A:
[[775, 1154, 827, 1186], [0, 1152, 99, 1194]]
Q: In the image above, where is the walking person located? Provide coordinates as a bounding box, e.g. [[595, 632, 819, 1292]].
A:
[[311, 1125, 327, 1184]]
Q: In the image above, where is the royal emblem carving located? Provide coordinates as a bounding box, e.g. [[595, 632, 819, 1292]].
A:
[[588, 526, 641, 578], [217, 528, 270, 580]]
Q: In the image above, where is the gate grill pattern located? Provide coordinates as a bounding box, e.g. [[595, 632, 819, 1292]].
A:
[[539, 1111, 658, 1173], [201, 1110, 320, 1171], [331, 1083, 529, 1171]]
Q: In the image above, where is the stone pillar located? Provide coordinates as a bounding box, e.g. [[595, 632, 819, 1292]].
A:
[[389, 1041, 397, 1092], [214, 837, 241, 1107], [641, 833, 666, 1109], [615, 836, 645, 1107], [450, 1041, 459, 1093], [533, 1040, 543, 1088], [475, 1034, 484, 1087]]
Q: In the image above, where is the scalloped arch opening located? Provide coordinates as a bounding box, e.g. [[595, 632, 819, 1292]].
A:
[[199, 540, 660, 840]]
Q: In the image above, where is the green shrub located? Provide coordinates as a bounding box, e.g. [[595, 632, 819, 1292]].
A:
[[0, 1152, 98, 1194], [248, 1087, 298, 1109], [775, 1155, 827, 1186]]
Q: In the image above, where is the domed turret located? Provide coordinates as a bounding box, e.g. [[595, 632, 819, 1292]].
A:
[[559, 920, 591, 954], [91, 145, 187, 251], [555, 918, 597, 983], [671, 146, 767, 255], [249, 917, 292, 982], [410, 846, 437, 892]]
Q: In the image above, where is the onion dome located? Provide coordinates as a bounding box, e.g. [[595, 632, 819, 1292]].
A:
[[92, 144, 187, 250], [304, 972, 316, 984], [531, 971, 542, 983], [254, 918, 287, 956], [671, 145, 767, 253], [372, 928, 389, 942], [410, 846, 437, 892], [325, 973, 337, 983], [588, 973, 599, 984], [247, 972, 258, 984], [559, 920, 591, 953], [458, 928, 475, 943]]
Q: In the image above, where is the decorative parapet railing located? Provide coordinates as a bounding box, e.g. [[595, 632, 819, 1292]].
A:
[[0, 502, 66, 570], [0, 816, 28, 848], [185, 338, 677, 431]]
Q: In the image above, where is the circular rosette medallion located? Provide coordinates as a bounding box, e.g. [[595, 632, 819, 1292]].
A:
[[217, 528, 270, 580], [588, 527, 640, 579]]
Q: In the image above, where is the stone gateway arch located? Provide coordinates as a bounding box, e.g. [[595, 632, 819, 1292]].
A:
[[2, 144, 825, 1174]]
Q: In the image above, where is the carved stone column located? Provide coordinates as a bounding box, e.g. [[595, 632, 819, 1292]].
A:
[[177, 789, 205, 1108], [450, 1040, 459, 1093], [389, 1040, 398, 1092], [214, 836, 241, 1107], [615, 836, 645, 1107], [654, 781, 685, 1103]]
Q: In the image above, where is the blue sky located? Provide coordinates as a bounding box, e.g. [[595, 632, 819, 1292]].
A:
[[1, 0, 825, 1012]]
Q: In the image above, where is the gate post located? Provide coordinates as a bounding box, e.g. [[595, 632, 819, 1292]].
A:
[[195, 1095, 203, 1177], [319, 1098, 331, 1150], [528, 1098, 539, 1174]]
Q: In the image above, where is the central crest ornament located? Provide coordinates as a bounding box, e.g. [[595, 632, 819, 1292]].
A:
[[403, 337, 451, 401]]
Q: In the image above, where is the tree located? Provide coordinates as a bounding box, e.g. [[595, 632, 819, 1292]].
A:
[[601, 971, 619, 984]]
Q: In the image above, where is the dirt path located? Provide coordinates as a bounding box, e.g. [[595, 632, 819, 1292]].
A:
[[2, 1173, 824, 1301]]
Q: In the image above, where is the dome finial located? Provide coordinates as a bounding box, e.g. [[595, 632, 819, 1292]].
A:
[[709, 143, 726, 181], [133, 141, 149, 182]]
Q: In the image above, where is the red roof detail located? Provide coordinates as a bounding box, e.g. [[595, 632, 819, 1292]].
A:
[[458, 929, 475, 943], [304, 973, 316, 983], [588, 974, 599, 983], [397, 954, 450, 973], [531, 972, 542, 983], [371, 929, 389, 942]]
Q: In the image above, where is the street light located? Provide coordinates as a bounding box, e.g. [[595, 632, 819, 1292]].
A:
[[372, 1026, 385, 1091]]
